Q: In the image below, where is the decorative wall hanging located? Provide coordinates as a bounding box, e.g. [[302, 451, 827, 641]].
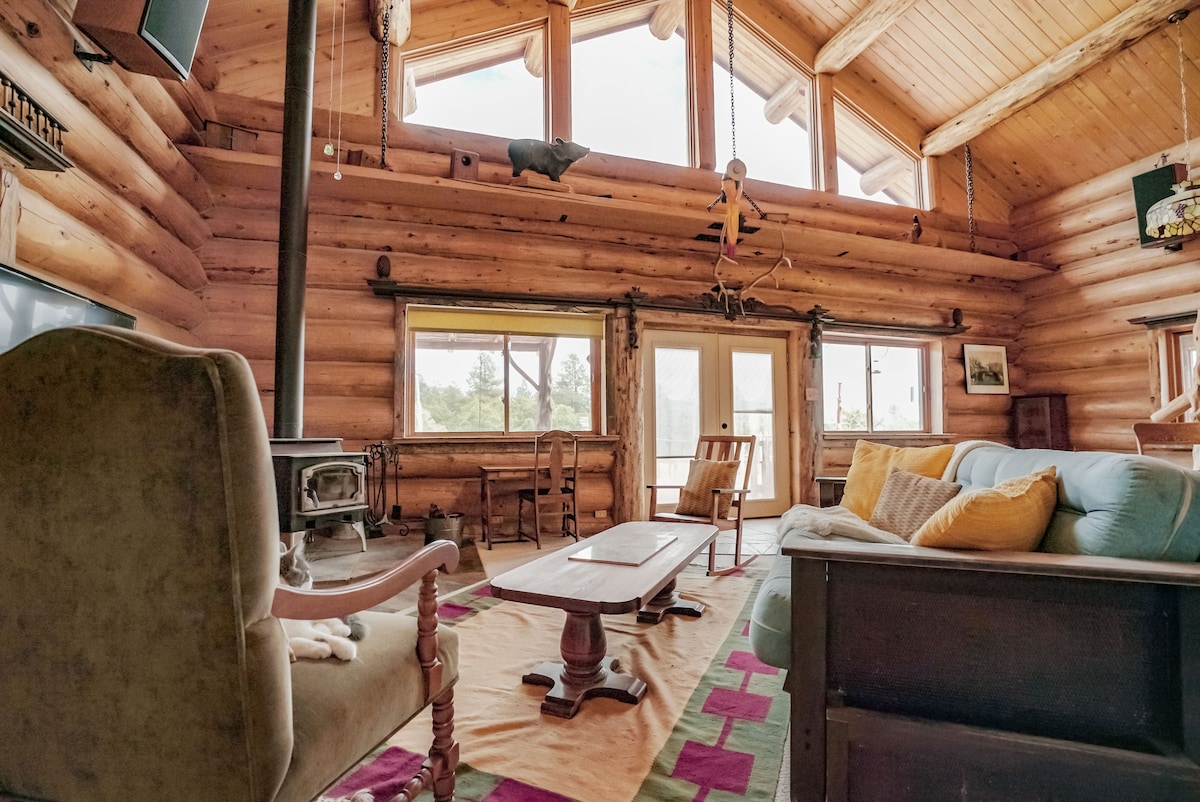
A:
[[963, 344, 1010, 395]]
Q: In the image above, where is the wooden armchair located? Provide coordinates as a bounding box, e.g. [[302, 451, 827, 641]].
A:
[[647, 434, 756, 576], [517, 429, 579, 547], [0, 326, 459, 802]]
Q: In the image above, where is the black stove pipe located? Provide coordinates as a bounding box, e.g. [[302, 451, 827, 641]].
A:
[[273, 0, 318, 439]]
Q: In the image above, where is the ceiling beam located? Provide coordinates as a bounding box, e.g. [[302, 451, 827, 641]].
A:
[[921, 0, 1199, 157], [813, 0, 920, 74]]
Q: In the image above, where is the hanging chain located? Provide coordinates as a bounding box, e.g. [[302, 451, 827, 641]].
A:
[[1174, 12, 1192, 182], [964, 143, 976, 253], [726, 0, 736, 160], [379, 2, 391, 169]]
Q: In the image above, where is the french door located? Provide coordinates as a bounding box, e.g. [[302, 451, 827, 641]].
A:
[[643, 330, 789, 517]]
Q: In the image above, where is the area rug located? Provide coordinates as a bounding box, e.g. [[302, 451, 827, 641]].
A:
[[319, 563, 788, 802]]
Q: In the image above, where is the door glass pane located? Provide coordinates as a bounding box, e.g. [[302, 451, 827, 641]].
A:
[[823, 342, 868, 431], [654, 346, 700, 503], [870, 345, 922, 431], [732, 350, 775, 500]]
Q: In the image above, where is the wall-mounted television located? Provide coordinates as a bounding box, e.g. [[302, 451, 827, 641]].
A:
[[73, 0, 210, 81], [0, 264, 135, 355]]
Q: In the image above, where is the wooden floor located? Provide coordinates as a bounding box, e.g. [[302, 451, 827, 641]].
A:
[[304, 517, 781, 613]]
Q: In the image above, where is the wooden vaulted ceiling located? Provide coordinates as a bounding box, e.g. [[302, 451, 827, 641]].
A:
[[197, 0, 1200, 216]]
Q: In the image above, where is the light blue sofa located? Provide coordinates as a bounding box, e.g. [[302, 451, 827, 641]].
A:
[[750, 442, 1200, 669], [751, 442, 1200, 801]]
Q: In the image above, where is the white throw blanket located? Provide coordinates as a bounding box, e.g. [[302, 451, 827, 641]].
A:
[[778, 503, 909, 545]]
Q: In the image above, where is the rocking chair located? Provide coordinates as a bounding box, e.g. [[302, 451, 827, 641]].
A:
[[647, 434, 757, 576]]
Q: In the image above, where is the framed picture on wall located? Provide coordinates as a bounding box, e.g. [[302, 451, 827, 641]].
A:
[[963, 344, 1009, 395]]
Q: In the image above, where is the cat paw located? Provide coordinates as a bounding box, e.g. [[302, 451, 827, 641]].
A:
[[329, 637, 358, 661]]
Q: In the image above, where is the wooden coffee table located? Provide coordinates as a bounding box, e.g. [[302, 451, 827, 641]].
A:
[[489, 520, 719, 718]]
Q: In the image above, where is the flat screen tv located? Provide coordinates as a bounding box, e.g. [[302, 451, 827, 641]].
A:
[[0, 264, 135, 355]]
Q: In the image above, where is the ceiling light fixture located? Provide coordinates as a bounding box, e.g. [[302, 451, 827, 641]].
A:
[[1144, 10, 1199, 243]]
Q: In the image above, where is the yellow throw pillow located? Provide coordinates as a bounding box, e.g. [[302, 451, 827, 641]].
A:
[[840, 440, 956, 521], [910, 466, 1059, 551], [675, 459, 741, 517]]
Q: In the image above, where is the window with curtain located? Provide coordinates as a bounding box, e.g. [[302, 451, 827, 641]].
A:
[[407, 307, 604, 435]]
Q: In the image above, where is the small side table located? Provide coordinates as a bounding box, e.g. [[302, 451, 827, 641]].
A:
[[815, 476, 847, 508]]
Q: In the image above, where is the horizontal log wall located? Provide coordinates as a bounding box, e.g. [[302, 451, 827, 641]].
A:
[[192, 100, 1028, 511], [1011, 146, 1200, 453], [1, 0, 209, 337]]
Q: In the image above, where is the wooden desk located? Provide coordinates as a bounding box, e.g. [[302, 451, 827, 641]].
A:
[[490, 520, 718, 718], [479, 464, 575, 548]]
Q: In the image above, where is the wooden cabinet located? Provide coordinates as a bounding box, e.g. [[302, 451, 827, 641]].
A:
[[1012, 393, 1070, 450]]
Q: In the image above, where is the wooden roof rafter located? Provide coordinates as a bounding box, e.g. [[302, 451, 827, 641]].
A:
[[813, 0, 920, 75], [920, 0, 1200, 156]]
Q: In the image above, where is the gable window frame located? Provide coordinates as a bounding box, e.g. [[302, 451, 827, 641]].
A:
[[831, 94, 923, 208], [405, 306, 606, 437], [400, 23, 549, 141], [821, 333, 934, 435], [711, 5, 816, 189], [396, 0, 928, 208]]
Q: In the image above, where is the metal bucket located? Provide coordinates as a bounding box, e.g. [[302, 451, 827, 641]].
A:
[[424, 513, 464, 547]]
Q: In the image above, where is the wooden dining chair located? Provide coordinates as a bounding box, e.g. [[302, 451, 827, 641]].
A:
[[1133, 421, 1200, 469], [647, 434, 756, 576], [517, 430, 579, 547]]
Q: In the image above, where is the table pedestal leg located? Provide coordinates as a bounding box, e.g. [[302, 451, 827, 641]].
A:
[[637, 577, 705, 624], [521, 611, 647, 718]]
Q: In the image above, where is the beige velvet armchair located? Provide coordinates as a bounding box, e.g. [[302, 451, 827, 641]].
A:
[[0, 326, 459, 802]]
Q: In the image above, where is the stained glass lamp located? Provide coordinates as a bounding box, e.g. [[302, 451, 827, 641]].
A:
[[1146, 10, 1199, 242], [1145, 180, 1200, 239]]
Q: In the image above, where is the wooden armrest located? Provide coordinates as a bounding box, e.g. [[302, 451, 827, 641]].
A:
[[712, 487, 750, 495], [646, 483, 685, 490], [779, 539, 1200, 587], [273, 540, 460, 619]]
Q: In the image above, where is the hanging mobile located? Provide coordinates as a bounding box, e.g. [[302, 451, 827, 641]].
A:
[[707, 0, 765, 261], [322, 0, 337, 157], [330, 0, 347, 179]]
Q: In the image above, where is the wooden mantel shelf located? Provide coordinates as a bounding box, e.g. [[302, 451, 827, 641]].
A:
[[184, 146, 1053, 281]]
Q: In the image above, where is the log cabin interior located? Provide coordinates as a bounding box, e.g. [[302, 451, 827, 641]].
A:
[[3, 0, 1200, 798], [5, 0, 1199, 530]]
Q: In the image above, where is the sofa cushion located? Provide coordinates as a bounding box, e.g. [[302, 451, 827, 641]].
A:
[[911, 467, 1058, 551], [841, 440, 956, 520], [952, 444, 1200, 561], [869, 469, 962, 539], [748, 554, 792, 670], [675, 458, 740, 517]]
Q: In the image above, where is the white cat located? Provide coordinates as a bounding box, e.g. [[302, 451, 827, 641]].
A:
[[280, 616, 359, 662], [278, 541, 367, 662]]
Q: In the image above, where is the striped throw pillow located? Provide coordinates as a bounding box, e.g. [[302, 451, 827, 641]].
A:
[[869, 468, 962, 539], [675, 459, 741, 518]]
